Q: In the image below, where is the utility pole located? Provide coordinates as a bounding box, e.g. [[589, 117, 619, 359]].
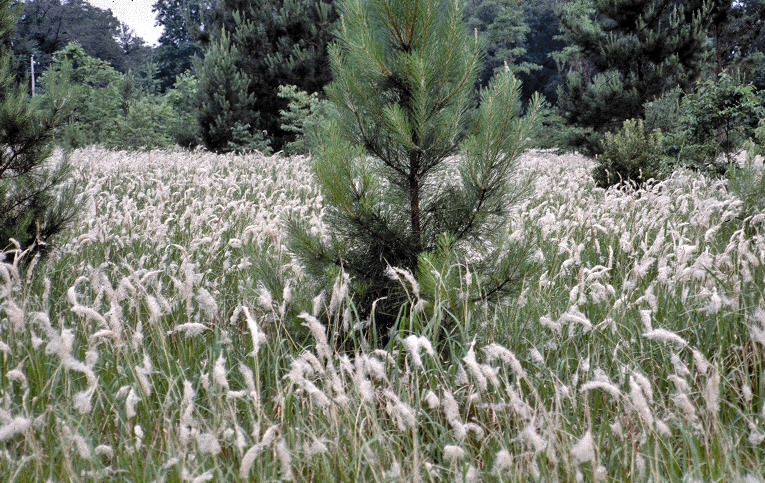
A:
[[30, 55, 35, 97]]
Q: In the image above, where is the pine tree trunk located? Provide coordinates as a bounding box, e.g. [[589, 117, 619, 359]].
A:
[[715, 25, 723, 75], [409, 149, 421, 253]]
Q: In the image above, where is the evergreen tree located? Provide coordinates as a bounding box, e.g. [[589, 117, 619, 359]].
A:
[[517, 0, 563, 103], [289, 0, 540, 329], [196, 26, 270, 153], [1, 0, 75, 257], [705, 0, 765, 87], [555, 0, 708, 154], [463, 0, 537, 87], [153, 0, 209, 91], [197, 0, 337, 152]]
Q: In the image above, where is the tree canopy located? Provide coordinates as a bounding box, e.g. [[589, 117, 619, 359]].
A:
[[11, 0, 151, 77]]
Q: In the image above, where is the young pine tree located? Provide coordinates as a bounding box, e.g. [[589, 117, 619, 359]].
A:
[[0, 0, 76, 259], [289, 0, 540, 329], [555, 0, 708, 155]]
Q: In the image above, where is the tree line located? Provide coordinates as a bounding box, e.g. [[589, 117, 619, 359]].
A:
[[6, 0, 763, 156]]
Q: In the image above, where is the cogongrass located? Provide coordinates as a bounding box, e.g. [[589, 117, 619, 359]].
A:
[[0, 148, 763, 480]]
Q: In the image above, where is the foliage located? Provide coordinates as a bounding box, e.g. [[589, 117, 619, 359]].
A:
[[593, 118, 664, 187], [10, 0, 151, 77], [643, 86, 683, 134], [0, 0, 76, 256], [39, 42, 122, 148], [277, 84, 335, 155], [197, 0, 337, 152], [196, 28, 270, 154], [289, 0, 541, 331], [106, 97, 175, 151], [757, 119, 765, 149], [726, 122, 765, 231], [463, 0, 537, 86], [225, 121, 271, 155], [40, 42, 188, 151], [516, 0, 564, 103], [705, 0, 765, 84], [152, 0, 209, 91], [555, 0, 708, 155], [674, 73, 764, 173], [525, 95, 569, 150], [164, 72, 201, 147], [727, 154, 765, 229]]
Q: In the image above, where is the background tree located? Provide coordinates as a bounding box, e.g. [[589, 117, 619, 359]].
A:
[[40, 42, 180, 151], [165, 71, 201, 147], [554, 0, 709, 154], [704, 0, 765, 87], [10, 0, 148, 76], [289, 0, 540, 329], [118, 24, 154, 75], [463, 0, 537, 87], [1, 0, 75, 256], [153, 0, 210, 91], [40, 42, 123, 147], [197, 0, 337, 152], [516, 0, 563, 103], [196, 26, 270, 153]]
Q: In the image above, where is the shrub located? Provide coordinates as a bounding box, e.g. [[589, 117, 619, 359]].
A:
[[593, 119, 664, 188], [676, 73, 764, 173], [106, 97, 175, 151], [755, 119, 765, 153], [526, 97, 569, 150], [225, 122, 271, 155], [277, 84, 335, 155], [164, 72, 201, 148], [644, 87, 683, 134]]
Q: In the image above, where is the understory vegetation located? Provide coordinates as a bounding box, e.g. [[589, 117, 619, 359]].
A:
[[2, 148, 765, 480]]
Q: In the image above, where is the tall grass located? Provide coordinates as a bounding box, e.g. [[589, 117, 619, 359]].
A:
[[1, 147, 764, 480]]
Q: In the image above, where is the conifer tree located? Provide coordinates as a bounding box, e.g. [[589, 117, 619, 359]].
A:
[[153, 0, 208, 91], [0, 0, 76, 258], [463, 0, 537, 87], [290, 0, 540, 327], [196, 26, 270, 153], [197, 0, 336, 152], [705, 0, 765, 87], [555, 0, 708, 154]]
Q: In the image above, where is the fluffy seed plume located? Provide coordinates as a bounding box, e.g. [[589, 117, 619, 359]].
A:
[[570, 430, 595, 465], [443, 445, 466, 462], [0, 416, 30, 441], [643, 328, 688, 347], [402, 334, 434, 369], [167, 323, 208, 337]]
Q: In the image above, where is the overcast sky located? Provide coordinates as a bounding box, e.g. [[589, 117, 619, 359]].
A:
[[87, 0, 163, 45]]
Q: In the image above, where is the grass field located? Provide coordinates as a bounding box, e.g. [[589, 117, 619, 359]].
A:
[[1, 147, 764, 481]]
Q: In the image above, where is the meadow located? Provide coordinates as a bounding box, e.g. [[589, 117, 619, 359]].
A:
[[1, 147, 764, 481]]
